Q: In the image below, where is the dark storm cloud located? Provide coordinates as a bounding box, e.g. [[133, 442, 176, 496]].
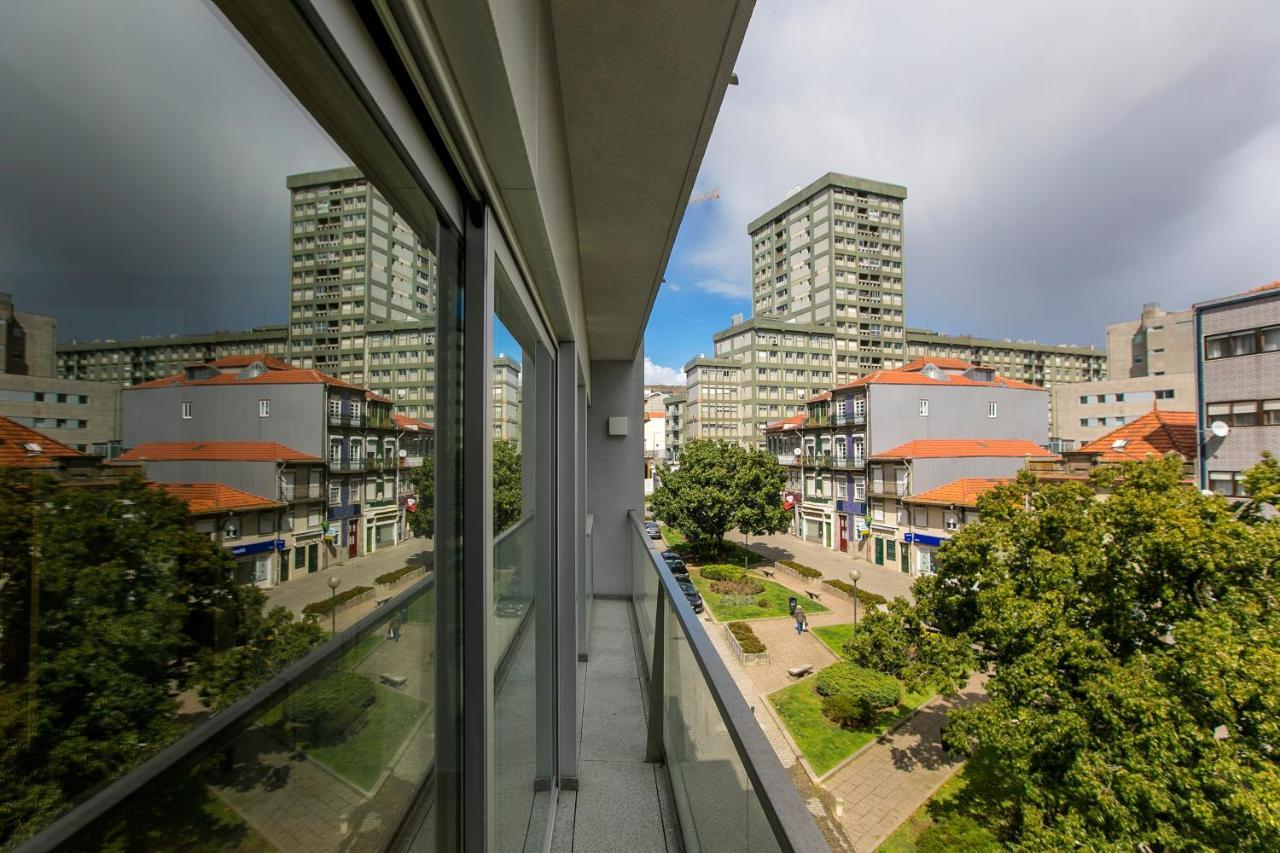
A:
[[689, 0, 1280, 346], [0, 0, 349, 341]]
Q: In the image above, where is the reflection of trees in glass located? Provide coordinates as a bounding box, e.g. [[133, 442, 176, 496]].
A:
[[407, 457, 434, 538], [493, 439, 521, 535], [0, 469, 320, 846]]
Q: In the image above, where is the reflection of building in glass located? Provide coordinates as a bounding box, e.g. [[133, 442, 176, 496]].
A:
[[492, 354, 522, 446]]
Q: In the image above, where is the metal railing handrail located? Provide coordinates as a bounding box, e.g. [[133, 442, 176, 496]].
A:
[[17, 573, 436, 853], [629, 511, 830, 852]]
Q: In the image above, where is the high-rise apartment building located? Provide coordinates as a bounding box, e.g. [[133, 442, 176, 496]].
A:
[[663, 389, 686, 464], [58, 325, 290, 385], [709, 316, 836, 447], [748, 173, 908, 377], [286, 167, 438, 419], [683, 356, 742, 442], [905, 328, 1106, 388], [1106, 302, 1196, 378], [1, 291, 57, 376], [492, 354, 522, 445]]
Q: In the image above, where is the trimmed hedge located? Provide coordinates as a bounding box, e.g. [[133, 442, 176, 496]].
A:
[[284, 672, 376, 743], [816, 663, 901, 728], [780, 559, 823, 579], [700, 564, 745, 582], [303, 585, 373, 618], [822, 578, 888, 608], [710, 578, 765, 596], [375, 564, 421, 585], [727, 621, 766, 654]]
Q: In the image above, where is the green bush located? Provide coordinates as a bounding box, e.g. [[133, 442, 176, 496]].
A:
[[916, 815, 1002, 853], [718, 594, 758, 610], [780, 559, 822, 579], [821, 691, 875, 728], [375, 564, 421, 585], [727, 621, 766, 654], [710, 578, 765, 596], [302, 585, 373, 618], [822, 579, 889, 609], [283, 672, 376, 743], [699, 564, 745, 582], [757, 596, 770, 608], [815, 662, 901, 706]]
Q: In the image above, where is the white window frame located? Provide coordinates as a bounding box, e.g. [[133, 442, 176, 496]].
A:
[[944, 511, 959, 531], [918, 399, 929, 417], [258, 399, 271, 418], [987, 401, 998, 418], [181, 401, 192, 420]]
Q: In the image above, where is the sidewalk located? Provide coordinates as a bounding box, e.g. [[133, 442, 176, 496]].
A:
[[734, 529, 916, 603], [265, 536, 433, 619]]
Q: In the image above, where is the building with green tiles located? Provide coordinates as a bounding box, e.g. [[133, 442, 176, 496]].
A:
[[708, 315, 836, 447], [286, 167, 439, 420], [747, 173, 908, 381]]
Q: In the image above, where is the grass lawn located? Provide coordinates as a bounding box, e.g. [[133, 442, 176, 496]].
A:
[[660, 526, 770, 567], [769, 675, 935, 776], [307, 685, 426, 790], [404, 586, 435, 624], [689, 571, 829, 621], [812, 623, 855, 656], [659, 523, 686, 546], [337, 632, 384, 670], [876, 772, 968, 852]]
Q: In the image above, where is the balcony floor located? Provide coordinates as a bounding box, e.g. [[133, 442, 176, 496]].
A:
[[552, 599, 682, 852]]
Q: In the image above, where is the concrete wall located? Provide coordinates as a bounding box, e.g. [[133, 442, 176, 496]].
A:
[[908, 457, 1035, 494], [123, 383, 327, 455], [1107, 304, 1195, 379], [0, 375, 122, 451], [587, 351, 644, 596], [140, 459, 281, 499], [1200, 291, 1280, 478], [868, 384, 1047, 455], [1050, 373, 1196, 445]]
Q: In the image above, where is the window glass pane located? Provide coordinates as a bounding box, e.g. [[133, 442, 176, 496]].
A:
[[1263, 400, 1280, 425], [1230, 331, 1257, 356], [1232, 402, 1259, 426], [1205, 335, 1228, 359], [1261, 326, 1280, 352]]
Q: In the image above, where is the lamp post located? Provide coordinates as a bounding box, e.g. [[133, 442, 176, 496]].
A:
[[327, 575, 342, 635], [849, 567, 861, 625]]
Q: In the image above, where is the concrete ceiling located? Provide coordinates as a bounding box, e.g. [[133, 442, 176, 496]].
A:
[[550, 0, 753, 361]]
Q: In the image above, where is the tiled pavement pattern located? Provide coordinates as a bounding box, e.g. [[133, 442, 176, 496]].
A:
[[732, 529, 916, 603]]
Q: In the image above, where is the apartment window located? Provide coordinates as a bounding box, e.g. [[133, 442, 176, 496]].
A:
[[854, 480, 866, 500], [181, 401, 192, 419], [1155, 389, 1176, 400], [1263, 325, 1280, 352], [258, 399, 271, 418], [913, 507, 928, 527], [1265, 400, 1280, 425], [945, 512, 959, 531], [1208, 401, 1261, 427], [328, 481, 341, 505], [258, 513, 275, 536], [1208, 471, 1247, 497], [352, 400, 362, 418], [222, 519, 241, 540], [918, 399, 929, 417], [871, 501, 885, 522], [1205, 329, 1260, 359], [328, 397, 342, 418], [987, 401, 998, 418]]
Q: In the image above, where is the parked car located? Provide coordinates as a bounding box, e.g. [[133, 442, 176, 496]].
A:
[[644, 521, 662, 539], [677, 581, 704, 613], [660, 550, 681, 562], [496, 594, 525, 618]]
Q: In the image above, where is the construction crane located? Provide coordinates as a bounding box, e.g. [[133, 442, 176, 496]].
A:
[[689, 189, 721, 205]]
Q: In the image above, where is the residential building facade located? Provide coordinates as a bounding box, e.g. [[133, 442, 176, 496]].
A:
[[749, 173, 908, 376], [1106, 301, 1196, 378], [1196, 281, 1280, 497], [492, 354, 522, 444], [58, 324, 290, 385], [662, 390, 686, 465], [683, 356, 743, 442], [156, 483, 291, 586], [1, 291, 57, 377], [710, 315, 836, 447], [905, 328, 1106, 389], [0, 374, 123, 457]]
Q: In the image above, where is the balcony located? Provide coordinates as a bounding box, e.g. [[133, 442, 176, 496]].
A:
[[831, 456, 866, 471], [800, 452, 833, 468], [327, 412, 364, 427], [776, 453, 802, 466], [870, 480, 904, 496], [626, 512, 828, 850], [833, 412, 866, 427], [279, 482, 323, 501], [328, 458, 367, 473]]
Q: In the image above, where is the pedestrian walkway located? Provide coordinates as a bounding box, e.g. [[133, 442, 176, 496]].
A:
[[735, 530, 916, 603], [265, 536, 433, 618], [826, 672, 987, 852]]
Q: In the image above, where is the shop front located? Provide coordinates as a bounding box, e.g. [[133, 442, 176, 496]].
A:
[[229, 538, 287, 588]]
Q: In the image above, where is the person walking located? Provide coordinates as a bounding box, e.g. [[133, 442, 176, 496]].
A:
[[794, 604, 807, 635]]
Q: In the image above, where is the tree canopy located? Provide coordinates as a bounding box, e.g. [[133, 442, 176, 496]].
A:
[[405, 438, 522, 538], [907, 456, 1280, 850], [651, 440, 792, 545]]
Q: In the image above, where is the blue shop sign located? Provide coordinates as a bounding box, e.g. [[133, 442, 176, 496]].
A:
[[230, 539, 287, 557], [902, 532, 944, 548]]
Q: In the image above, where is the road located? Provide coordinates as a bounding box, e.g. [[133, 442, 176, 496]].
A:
[[265, 536, 433, 620]]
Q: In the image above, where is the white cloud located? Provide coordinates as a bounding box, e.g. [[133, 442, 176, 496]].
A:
[[643, 357, 686, 385], [684, 0, 1280, 345], [694, 278, 750, 298]]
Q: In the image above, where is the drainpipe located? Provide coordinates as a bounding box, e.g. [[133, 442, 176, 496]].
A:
[[1194, 307, 1206, 489]]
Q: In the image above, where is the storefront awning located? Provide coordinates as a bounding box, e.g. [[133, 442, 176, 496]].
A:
[[902, 532, 945, 548]]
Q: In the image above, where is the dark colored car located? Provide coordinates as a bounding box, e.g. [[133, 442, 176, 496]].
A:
[[678, 581, 704, 613], [660, 550, 680, 562], [644, 521, 662, 539]]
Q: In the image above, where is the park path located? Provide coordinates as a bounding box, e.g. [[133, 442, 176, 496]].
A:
[[687, 531, 988, 851]]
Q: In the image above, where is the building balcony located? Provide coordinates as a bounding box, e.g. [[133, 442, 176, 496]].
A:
[[777, 453, 802, 466], [279, 483, 323, 501], [801, 452, 833, 467], [831, 456, 866, 471], [835, 498, 867, 515], [833, 412, 866, 426], [870, 480, 903, 496], [327, 412, 364, 427], [328, 458, 367, 473]]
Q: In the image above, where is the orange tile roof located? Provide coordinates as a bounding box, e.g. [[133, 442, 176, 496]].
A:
[[834, 367, 1042, 392], [872, 439, 1057, 460], [1075, 409, 1198, 463], [900, 357, 976, 372], [364, 390, 395, 404], [1245, 280, 1280, 295], [155, 483, 284, 514], [0, 416, 86, 468], [204, 354, 296, 370], [393, 414, 434, 431], [644, 412, 666, 420], [763, 414, 807, 432], [907, 478, 1010, 507], [116, 442, 322, 463], [126, 367, 365, 392], [805, 391, 832, 403]]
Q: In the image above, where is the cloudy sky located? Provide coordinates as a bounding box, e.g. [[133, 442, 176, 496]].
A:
[[643, 0, 1280, 384], [1, 2, 1277, 384]]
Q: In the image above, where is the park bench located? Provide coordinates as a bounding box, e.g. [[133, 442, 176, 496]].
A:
[[787, 664, 813, 679], [758, 568, 776, 578], [380, 673, 408, 689], [805, 590, 822, 602]]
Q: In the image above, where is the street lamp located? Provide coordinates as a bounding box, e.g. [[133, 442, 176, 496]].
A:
[[849, 567, 861, 625], [327, 575, 342, 635]]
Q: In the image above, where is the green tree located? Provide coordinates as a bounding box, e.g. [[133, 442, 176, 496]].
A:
[[840, 597, 973, 694], [493, 438, 522, 534], [407, 456, 435, 538], [192, 606, 325, 710], [651, 440, 790, 547], [0, 469, 321, 846], [913, 456, 1280, 850]]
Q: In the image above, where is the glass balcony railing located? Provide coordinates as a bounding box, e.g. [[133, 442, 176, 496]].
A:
[[19, 575, 437, 851], [628, 511, 829, 852]]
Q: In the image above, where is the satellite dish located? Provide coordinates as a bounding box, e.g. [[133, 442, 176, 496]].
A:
[[398, 448, 408, 458], [1209, 420, 1231, 438]]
